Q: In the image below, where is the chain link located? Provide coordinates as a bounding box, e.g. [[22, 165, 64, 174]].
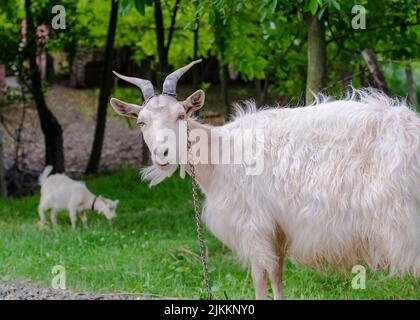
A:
[[186, 121, 213, 300]]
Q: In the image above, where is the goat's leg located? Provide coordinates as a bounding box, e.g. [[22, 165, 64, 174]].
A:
[[251, 263, 267, 300], [268, 257, 284, 300], [38, 204, 47, 226], [79, 211, 88, 227], [69, 209, 77, 230], [50, 208, 58, 225]]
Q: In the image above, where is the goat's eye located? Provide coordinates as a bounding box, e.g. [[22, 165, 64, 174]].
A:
[[177, 114, 185, 121], [137, 121, 145, 127]]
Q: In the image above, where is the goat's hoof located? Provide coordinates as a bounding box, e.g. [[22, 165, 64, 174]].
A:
[[38, 221, 47, 228]]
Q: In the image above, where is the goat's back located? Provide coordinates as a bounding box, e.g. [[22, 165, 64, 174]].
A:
[[40, 174, 88, 208]]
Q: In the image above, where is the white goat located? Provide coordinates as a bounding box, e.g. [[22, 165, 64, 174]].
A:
[[38, 166, 118, 229], [110, 61, 420, 299]]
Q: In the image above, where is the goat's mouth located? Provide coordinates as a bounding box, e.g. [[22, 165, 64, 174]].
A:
[[156, 162, 170, 168]]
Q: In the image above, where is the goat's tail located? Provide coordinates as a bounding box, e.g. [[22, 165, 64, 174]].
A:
[[38, 165, 53, 186]]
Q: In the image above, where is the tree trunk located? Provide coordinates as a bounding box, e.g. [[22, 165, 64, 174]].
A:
[[213, 11, 230, 117], [261, 77, 269, 105], [85, 0, 119, 174], [359, 65, 368, 87], [25, 0, 65, 173], [305, 13, 326, 104], [405, 65, 418, 109], [255, 79, 262, 106], [154, 0, 181, 85], [0, 131, 6, 197], [361, 49, 389, 95], [192, 6, 200, 90], [219, 61, 229, 118], [154, 0, 167, 84], [166, 0, 180, 53], [254, 78, 269, 107]]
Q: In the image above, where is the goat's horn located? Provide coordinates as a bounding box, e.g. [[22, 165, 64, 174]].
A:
[[162, 59, 202, 97], [113, 71, 155, 103]]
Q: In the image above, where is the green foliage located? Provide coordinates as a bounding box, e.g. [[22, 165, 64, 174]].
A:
[[0, 169, 419, 298], [1, 0, 418, 102], [300, 0, 341, 17], [323, 0, 419, 96], [0, 2, 20, 67]]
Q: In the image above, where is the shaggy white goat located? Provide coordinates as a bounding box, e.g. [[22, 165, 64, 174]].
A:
[[110, 61, 420, 299], [38, 166, 118, 229]]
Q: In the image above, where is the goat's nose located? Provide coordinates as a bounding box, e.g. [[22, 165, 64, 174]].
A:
[[153, 147, 169, 158]]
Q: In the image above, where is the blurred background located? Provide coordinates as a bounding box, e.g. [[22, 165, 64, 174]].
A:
[[0, 0, 418, 196]]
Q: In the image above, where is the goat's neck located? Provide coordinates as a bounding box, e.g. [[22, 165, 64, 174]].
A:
[[83, 192, 97, 211], [184, 119, 216, 194]]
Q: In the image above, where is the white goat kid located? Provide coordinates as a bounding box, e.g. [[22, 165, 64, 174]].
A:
[[111, 60, 420, 300], [38, 166, 118, 229]]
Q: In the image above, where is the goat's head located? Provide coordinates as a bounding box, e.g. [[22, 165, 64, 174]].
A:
[[110, 60, 205, 173], [95, 196, 119, 220]]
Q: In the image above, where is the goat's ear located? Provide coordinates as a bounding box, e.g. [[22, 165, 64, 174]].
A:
[[110, 98, 142, 119], [182, 90, 205, 116]]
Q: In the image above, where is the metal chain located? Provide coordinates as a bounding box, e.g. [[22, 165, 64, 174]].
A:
[[186, 122, 213, 300]]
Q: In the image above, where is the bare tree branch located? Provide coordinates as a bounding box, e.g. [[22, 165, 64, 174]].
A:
[[320, 72, 364, 93], [165, 0, 181, 52], [326, 21, 420, 45]]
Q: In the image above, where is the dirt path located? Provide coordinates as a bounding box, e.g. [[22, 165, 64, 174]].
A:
[[2, 85, 143, 176], [0, 282, 150, 300]]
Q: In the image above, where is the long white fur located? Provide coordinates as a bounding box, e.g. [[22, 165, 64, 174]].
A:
[[142, 89, 420, 279]]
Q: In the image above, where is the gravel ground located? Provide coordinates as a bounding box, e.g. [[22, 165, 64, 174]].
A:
[[0, 282, 150, 300]]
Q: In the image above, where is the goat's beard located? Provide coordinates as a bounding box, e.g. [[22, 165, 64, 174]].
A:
[[141, 163, 178, 186]]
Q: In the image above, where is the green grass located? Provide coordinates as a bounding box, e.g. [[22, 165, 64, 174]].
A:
[[0, 169, 418, 299]]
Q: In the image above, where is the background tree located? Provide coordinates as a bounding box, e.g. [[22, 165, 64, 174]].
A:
[[86, 0, 120, 174], [24, 0, 65, 172], [0, 1, 19, 196], [192, 0, 201, 89], [301, 0, 341, 103], [153, 0, 182, 84], [226, 1, 303, 106], [406, 65, 418, 108], [0, 130, 6, 197], [205, 1, 234, 116], [325, 0, 419, 97], [305, 10, 326, 103]]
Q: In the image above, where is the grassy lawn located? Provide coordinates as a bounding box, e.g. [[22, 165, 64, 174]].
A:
[[0, 169, 418, 299]]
